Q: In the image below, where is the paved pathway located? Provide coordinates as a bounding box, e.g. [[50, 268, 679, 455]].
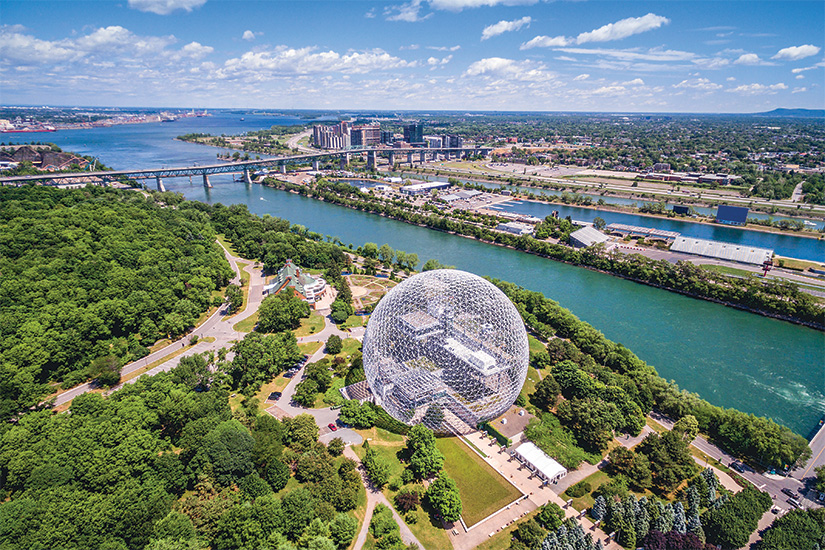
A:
[[344, 447, 424, 550]]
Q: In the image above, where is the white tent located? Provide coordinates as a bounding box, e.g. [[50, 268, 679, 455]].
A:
[[512, 441, 567, 482]]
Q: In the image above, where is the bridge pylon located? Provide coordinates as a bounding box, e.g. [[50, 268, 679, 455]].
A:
[[156, 176, 166, 192], [243, 168, 252, 185], [202, 174, 212, 188]]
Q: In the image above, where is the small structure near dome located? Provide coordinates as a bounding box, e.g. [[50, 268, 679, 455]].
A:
[[263, 259, 328, 303]]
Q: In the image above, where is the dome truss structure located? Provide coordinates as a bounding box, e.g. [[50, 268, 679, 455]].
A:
[[362, 269, 529, 433]]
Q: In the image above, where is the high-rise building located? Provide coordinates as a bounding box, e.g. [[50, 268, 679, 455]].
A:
[[404, 123, 424, 145], [312, 122, 350, 149], [443, 134, 463, 148], [350, 123, 381, 147], [425, 136, 443, 148], [380, 130, 394, 145]]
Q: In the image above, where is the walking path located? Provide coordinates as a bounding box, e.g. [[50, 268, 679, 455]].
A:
[[344, 447, 424, 550]]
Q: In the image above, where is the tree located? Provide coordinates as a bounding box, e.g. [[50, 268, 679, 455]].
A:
[[421, 259, 454, 272], [362, 242, 379, 258], [256, 292, 310, 333], [531, 375, 560, 410], [405, 253, 419, 272], [339, 400, 375, 429], [702, 486, 772, 549], [330, 299, 353, 324], [426, 472, 462, 522], [363, 447, 391, 488], [593, 217, 606, 230], [395, 487, 422, 512], [197, 419, 255, 486], [225, 284, 243, 313], [405, 424, 444, 479], [814, 465, 825, 493], [591, 495, 607, 521], [328, 437, 345, 457], [89, 355, 122, 387], [325, 334, 343, 355], [265, 459, 291, 492], [329, 513, 358, 549], [536, 502, 565, 531], [673, 415, 699, 442], [378, 244, 394, 265], [230, 331, 302, 392]]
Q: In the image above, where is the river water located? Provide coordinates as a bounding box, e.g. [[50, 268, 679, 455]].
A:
[[7, 112, 824, 436]]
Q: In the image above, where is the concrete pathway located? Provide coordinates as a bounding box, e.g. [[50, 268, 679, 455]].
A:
[[344, 446, 424, 550]]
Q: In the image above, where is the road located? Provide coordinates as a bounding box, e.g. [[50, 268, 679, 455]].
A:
[[649, 412, 823, 513], [52, 239, 262, 407], [285, 129, 317, 154]]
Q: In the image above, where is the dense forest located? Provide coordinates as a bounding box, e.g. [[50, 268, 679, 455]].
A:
[[0, 186, 235, 419], [0, 358, 364, 550]]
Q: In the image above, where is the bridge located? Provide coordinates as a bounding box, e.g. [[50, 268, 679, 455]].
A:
[[0, 147, 492, 191]]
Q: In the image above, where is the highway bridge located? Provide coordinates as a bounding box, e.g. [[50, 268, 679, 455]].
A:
[[0, 147, 492, 191]]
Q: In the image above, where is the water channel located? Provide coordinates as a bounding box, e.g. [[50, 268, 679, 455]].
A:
[[9, 113, 824, 435]]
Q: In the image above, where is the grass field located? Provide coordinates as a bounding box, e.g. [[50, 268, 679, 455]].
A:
[[295, 311, 325, 337], [299, 341, 323, 355], [437, 437, 522, 527], [522, 365, 542, 398], [331, 338, 361, 359], [528, 334, 546, 354], [475, 507, 541, 550], [216, 234, 239, 256], [562, 467, 654, 511], [340, 314, 366, 329], [233, 311, 258, 332]]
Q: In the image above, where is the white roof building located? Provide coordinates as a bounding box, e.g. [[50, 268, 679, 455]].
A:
[[512, 441, 567, 483], [569, 226, 609, 248], [670, 237, 773, 265]]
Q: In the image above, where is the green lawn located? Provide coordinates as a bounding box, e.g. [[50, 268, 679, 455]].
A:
[[233, 311, 258, 332], [437, 437, 522, 527], [340, 315, 366, 329], [522, 365, 542, 398], [562, 468, 655, 512], [299, 341, 323, 355], [216, 234, 239, 256], [528, 334, 546, 354], [295, 312, 325, 337]]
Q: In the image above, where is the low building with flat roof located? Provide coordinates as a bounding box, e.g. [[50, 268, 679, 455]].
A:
[[569, 226, 609, 248], [496, 221, 533, 236], [670, 237, 773, 265], [400, 181, 451, 195]]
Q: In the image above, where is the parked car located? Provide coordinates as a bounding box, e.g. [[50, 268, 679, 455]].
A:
[[328, 423, 337, 432], [782, 487, 800, 499], [731, 462, 745, 472], [787, 498, 802, 508]]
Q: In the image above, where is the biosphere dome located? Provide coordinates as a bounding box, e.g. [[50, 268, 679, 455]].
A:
[[362, 269, 528, 433]]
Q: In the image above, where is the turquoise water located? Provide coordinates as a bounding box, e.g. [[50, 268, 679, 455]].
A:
[[8, 113, 824, 435]]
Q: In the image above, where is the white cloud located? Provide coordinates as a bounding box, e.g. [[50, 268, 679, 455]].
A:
[[385, 0, 432, 22], [734, 53, 761, 65], [427, 45, 461, 51], [179, 41, 213, 59], [242, 30, 258, 41], [464, 56, 554, 81], [427, 55, 453, 67], [430, 0, 539, 10], [521, 13, 669, 50], [221, 47, 416, 77], [576, 13, 669, 44], [727, 82, 788, 94], [673, 78, 722, 90], [623, 78, 645, 86], [573, 73, 589, 81], [554, 47, 695, 62], [791, 61, 825, 73], [520, 35, 570, 49], [481, 16, 532, 40], [772, 44, 821, 61], [128, 0, 206, 15], [792, 87, 807, 94], [365, 8, 377, 18], [796, 74, 805, 80], [591, 85, 626, 96], [726, 76, 736, 81], [0, 28, 76, 64]]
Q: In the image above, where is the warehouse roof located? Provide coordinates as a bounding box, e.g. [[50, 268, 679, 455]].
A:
[[670, 237, 773, 265], [569, 226, 609, 248]]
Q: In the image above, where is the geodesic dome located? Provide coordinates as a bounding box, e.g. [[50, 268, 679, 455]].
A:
[[362, 269, 528, 433]]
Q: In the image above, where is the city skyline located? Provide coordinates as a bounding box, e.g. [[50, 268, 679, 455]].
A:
[[1, 0, 823, 112]]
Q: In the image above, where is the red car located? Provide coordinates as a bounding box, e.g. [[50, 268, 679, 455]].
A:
[[328, 423, 337, 432]]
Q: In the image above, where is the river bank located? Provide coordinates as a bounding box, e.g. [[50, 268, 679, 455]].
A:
[[264, 177, 825, 330], [397, 164, 825, 222]]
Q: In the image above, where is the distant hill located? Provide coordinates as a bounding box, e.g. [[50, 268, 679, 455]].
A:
[[753, 108, 825, 118]]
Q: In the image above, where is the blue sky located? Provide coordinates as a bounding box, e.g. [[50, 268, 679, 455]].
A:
[[1, 0, 823, 112]]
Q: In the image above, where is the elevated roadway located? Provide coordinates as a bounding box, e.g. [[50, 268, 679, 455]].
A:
[[0, 146, 491, 190]]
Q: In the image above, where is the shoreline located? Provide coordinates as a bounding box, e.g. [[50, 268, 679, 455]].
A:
[[264, 179, 824, 331], [399, 165, 825, 223]]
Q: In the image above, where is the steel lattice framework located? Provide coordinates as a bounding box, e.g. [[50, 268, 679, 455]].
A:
[[362, 269, 528, 433]]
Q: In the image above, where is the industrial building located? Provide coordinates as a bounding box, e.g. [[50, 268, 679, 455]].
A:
[[605, 223, 681, 241], [670, 237, 773, 265], [400, 181, 451, 195], [511, 442, 567, 484], [496, 221, 533, 236], [569, 226, 609, 248]]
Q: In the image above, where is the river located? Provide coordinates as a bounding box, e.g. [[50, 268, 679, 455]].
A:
[[7, 112, 824, 436]]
